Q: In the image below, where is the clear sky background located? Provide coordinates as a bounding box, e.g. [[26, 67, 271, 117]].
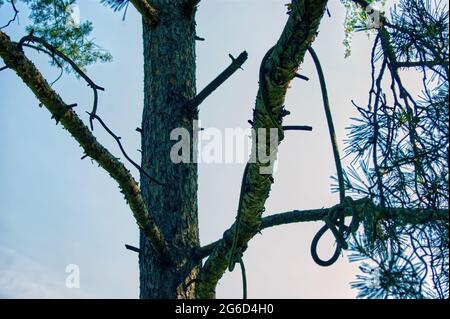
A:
[[0, 0, 389, 298]]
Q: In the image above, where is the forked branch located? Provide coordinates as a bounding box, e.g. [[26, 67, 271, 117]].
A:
[[0, 0, 19, 30], [17, 33, 104, 130], [0, 30, 172, 264]]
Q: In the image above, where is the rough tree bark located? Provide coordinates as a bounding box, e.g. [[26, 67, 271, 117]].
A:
[[139, 1, 199, 299]]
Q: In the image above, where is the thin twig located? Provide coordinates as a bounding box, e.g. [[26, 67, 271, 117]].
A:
[[0, 30, 172, 263], [0, 0, 19, 30], [394, 60, 449, 69], [283, 125, 312, 131], [17, 34, 104, 130], [88, 112, 164, 186], [21, 43, 64, 85]]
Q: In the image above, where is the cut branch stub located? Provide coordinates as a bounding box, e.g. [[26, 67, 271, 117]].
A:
[[195, 198, 449, 260], [189, 51, 248, 110], [17, 34, 104, 130]]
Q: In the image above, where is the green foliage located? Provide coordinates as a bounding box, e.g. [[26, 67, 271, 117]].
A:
[[22, 0, 112, 72], [100, 0, 129, 12], [349, 233, 427, 299], [348, 220, 449, 298], [342, 0, 449, 298]]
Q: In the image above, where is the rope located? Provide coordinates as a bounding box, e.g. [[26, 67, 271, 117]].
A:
[[307, 47, 357, 266]]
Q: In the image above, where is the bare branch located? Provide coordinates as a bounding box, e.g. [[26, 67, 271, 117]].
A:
[[189, 51, 248, 110], [88, 113, 165, 186], [294, 73, 309, 81], [308, 47, 345, 203], [283, 125, 312, 131], [20, 43, 65, 85], [195, 198, 449, 260], [0, 30, 172, 264], [0, 0, 19, 30], [17, 33, 104, 130]]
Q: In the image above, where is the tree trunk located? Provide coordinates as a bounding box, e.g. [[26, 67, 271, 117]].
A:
[[139, 2, 199, 299]]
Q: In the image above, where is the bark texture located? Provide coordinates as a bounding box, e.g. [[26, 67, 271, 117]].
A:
[[196, 0, 329, 298], [139, 1, 199, 299]]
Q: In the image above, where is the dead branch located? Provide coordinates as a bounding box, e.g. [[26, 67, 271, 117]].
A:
[[89, 112, 164, 186], [0, 30, 172, 264], [189, 51, 248, 110], [17, 33, 104, 130], [0, 0, 19, 30]]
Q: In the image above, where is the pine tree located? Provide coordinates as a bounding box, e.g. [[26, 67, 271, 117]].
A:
[[0, 0, 447, 298]]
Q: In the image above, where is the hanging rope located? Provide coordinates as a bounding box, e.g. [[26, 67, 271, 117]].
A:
[[226, 45, 285, 297], [307, 46, 356, 266], [238, 256, 248, 299], [226, 162, 250, 299]]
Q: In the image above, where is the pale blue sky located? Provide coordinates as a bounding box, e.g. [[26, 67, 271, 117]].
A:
[[0, 0, 385, 298]]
